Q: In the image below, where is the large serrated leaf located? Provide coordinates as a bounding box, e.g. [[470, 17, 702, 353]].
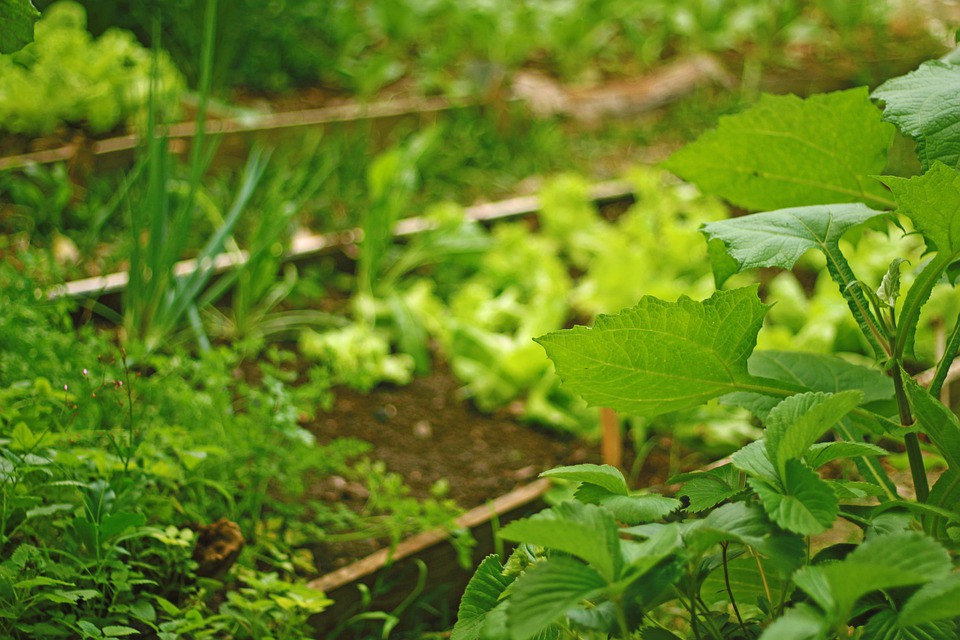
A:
[[664, 88, 894, 211], [452, 555, 515, 640], [880, 164, 960, 357], [764, 391, 863, 474], [732, 440, 779, 484], [751, 460, 838, 536], [541, 464, 628, 495], [536, 287, 770, 417], [499, 501, 621, 581], [0, 0, 39, 54], [793, 532, 951, 624], [872, 61, 960, 172], [757, 603, 828, 640], [506, 557, 607, 640]]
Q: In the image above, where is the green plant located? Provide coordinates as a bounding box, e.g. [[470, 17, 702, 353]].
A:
[[0, 1, 182, 136], [454, 58, 960, 639]]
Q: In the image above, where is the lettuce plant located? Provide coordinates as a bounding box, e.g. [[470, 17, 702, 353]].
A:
[[454, 56, 960, 639]]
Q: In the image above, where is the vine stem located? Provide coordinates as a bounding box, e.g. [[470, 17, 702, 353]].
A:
[[929, 310, 960, 400]]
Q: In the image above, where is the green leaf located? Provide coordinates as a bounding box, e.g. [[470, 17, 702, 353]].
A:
[[751, 460, 838, 536], [453, 555, 515, 640], [506, 557, 607, 640], [540, 464, 628, 495], [664, 88, 894, 210], [899, 573, 960, 627], [0, 0, 39, 54], [732, 440, 779, 484], [805, 442, 887, 469], [100, 512, 146, 540], [672, 465, 743, 512], [880, 164, 960, 357], [102, 627, 139, 638], [863, 608, 957, 640], [758, 603, 828, 640], [701, 555, 787, 611], [499, 501, 621, 581], [536, 287, 770, 417], [687, 502, 771, 551], [880, 163, 960, 256], [701, 204, 889, 356], [574, 485, 681, 525], [926, 469, 960, 539], [872, 61, 960, 172], [764, 391, 863, 475], [877, 258, 908, 308], [793, 532, 951, 624], [902, 372, 960, 473], [702, 204, 886, 274]]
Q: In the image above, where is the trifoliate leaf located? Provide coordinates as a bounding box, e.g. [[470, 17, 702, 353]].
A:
[[872, 61, 960, 172], [452, 555, 515, 640], [506, 557, 607, 640], [793, 532, 951, 625], [751, 460, 838, 536], [541, 464, 628, 495], [0, 0, 39, 54], [664, 88, 894, 211], [764, 391, 863, 475], [499, 501, 621, 581], [537, 287, 770, 417], [689, 502, 771, 550]]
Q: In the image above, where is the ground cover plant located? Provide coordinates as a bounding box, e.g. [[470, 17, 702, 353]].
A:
[[453, 54, 960, 639]]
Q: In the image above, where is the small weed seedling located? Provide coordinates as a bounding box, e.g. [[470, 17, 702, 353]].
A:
[[454, 55, 960, 639]]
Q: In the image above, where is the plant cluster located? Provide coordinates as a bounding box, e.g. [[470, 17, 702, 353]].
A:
[[0, 1, 183, 137], [454, 54, 960, 639]]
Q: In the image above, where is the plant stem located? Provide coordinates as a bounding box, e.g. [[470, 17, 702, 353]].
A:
[[892, 365, 929, 502], [613, 597, 631, 640], [722, 543, 749, 637]]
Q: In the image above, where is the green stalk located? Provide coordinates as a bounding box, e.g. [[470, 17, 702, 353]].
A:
[[892, 364, 929, 502], [929, 310, 960, 400], [823, 246, 890, 361]]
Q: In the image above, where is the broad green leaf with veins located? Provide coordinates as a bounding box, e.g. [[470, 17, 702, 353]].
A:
[[664, 88, 894, 210], [872, 61, 960, 172], [537, 287, 772, 417], [703, 203, 890, 358], [764, 390, 862, 474], [452, 555, 515, 640]]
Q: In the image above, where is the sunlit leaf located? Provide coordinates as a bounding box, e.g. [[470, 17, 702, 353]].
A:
[[541, 464, 628, 495], [873, 61, 960, 172], [751, 460, 837, 535], [664, 88, 894, 210]]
